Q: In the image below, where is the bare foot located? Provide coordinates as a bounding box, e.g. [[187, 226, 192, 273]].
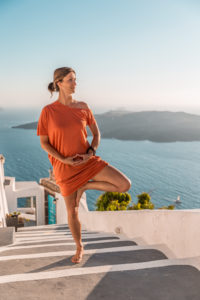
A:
[[75, 187, 85, 207], [71, 245, 84, 263]]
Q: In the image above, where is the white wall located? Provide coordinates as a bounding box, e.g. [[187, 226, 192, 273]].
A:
[[79, 209, 200, 259], [0, 155, 9, 227], [55, 192, 68, 224], [5, 177, 45, 226]]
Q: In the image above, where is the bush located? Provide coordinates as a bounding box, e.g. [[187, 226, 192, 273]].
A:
[[158, 205, 175, 210], [95, 191, 175, 211], [128, 192, 154, 210], [128, 192, 175, 210], [95, 191, 132, 211]]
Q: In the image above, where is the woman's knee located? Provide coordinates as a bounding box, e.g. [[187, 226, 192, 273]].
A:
[[67, 207, 78, 219], [119, 178, 132, 192], [91, 165, 132, 192]]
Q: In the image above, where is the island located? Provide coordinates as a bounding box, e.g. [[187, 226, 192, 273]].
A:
[[11, 110, 200, 143]]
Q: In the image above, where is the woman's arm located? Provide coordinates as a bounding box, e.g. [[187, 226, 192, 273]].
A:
[[88, 133, 100, 154], [40, 136, 65, 162]]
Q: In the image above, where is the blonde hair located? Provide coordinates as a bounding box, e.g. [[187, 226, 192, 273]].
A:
[[48, 67, 76, 97]]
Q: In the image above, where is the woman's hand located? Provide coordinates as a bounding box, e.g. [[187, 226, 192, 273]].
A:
[[61, 152, 93, 166]]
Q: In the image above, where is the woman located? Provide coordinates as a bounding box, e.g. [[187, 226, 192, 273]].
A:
[[37, 67, 132, 264]]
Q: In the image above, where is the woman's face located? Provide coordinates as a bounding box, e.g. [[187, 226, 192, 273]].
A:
[[58, 72, 77, 93]]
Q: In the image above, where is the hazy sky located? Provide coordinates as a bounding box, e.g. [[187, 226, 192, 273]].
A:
[[1, 0, 200, 113]]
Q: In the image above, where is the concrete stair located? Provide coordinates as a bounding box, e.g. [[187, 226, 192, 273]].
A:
[[0, 223, 200, 300]]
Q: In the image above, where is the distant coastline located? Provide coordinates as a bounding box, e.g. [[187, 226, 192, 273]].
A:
[[12, 110, 200, 143]]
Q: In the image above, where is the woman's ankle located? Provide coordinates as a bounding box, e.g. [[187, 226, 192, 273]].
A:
[[77, 242, 83, 249]]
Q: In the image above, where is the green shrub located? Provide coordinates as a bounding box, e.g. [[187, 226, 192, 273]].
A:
[[128, 192, 154, 210], [95, 191, 131, 211], [95, 191, 175, 211], [128, 192, 175, 210], [158, 205, 175, 210]]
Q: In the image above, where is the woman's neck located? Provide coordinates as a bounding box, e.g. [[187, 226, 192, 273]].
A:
[[57, 93, 75, 106]]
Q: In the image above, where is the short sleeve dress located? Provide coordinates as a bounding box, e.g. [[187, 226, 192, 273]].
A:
[[37, 100, 109, 196]]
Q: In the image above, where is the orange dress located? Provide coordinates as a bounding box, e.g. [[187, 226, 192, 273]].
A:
[[37, 100, 109, 196]]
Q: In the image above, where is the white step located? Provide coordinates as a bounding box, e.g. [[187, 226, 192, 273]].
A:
[[0, 256, 199, 284]]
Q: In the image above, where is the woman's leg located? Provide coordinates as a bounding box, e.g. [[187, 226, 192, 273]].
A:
[[63, 191, 84, 263], [75, 164, 132, 207]]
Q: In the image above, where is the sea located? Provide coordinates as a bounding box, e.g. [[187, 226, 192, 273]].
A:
[[0, 108, 200, 211]]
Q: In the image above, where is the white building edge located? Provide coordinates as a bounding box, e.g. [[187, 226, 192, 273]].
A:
[[0, 153, 200, 259]]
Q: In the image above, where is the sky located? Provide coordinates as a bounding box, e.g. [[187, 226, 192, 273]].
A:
[[0, 0, 200, 114]]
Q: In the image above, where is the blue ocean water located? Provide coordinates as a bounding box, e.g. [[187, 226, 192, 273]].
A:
[[0, 108, 200, 211]]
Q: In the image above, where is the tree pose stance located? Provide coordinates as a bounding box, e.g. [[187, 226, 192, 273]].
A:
[[37, 67, 132, 263]]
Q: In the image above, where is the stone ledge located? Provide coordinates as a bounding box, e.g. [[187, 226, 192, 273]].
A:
[[0, 227, 15, 246]]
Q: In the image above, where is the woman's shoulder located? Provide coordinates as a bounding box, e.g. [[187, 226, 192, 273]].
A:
[[71, 101, 90, 110], [74, 100, 90, 110]]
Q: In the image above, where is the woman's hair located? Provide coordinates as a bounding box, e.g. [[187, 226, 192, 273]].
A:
[[48, 67, 76, 97]]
